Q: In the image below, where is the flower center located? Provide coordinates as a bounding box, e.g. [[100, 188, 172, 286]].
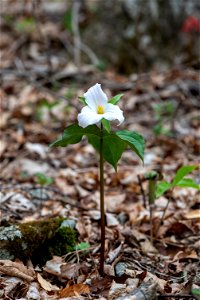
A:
[[97, 105, 104, 114]]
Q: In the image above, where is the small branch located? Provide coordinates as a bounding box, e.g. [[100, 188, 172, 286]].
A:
[[157, 294, 196, 299], [80, 42, 100, 66]]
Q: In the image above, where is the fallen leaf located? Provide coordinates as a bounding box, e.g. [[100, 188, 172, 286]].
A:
[[43, 256, 62, 277], [105, 193, 126, 212], [59, 283, 90, 298], [0, 260, 35, 282], [60, 263, 80, 279], [183, 210, 200, 220], [25, 142, 48, 159], [0, 140, 7, 156], [108, 280, 126, 300], [37, 273, 59, 291]]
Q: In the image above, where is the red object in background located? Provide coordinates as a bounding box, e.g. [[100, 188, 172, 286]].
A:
[[181, 16, 200, 33]]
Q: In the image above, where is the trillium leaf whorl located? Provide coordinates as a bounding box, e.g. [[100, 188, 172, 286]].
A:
[[78, 83, 124, 128]]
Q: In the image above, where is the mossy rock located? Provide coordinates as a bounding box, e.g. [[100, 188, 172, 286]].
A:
[[0, 217, 77, 265]]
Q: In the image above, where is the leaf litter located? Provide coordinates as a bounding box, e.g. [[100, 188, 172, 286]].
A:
[[0, 2, 200, 299]]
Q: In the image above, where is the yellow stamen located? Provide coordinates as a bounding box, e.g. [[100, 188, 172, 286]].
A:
[[97, 105, 104, 114]]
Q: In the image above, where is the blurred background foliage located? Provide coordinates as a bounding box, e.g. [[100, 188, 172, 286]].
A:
[[1, 0, 200, 74]]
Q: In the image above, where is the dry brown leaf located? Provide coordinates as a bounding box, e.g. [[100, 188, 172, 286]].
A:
[[108, 280, 126, 300], [183, 209, 200, 220], [131, 230, 158, 254], [0, 140, 7, 156], [37, 273, 59, 291], [105, 193, 126, 212], [106, 243, 123, 264], [55, 177, 76, 195], [59, 283, 90, 298], [0, 260, 35, 282], [172, 249, 198, 261], [60, 263, 80, 279], [143, 272, 167, 292], [0, 112, 9, 128], [43, 256, 62, 277]]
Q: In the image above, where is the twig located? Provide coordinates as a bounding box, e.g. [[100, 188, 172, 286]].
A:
[[157, 294, 195, 299], [80, 42, 100, 66]]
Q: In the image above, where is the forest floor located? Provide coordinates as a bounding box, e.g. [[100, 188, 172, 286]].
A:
[[0, 5, 200, 300]]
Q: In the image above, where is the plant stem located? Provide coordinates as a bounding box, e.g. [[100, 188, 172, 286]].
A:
[[149, 179, 156, 244], [155, 190, 173, 237], [137, 175, 146, 208], [150, 204, 154, 244], [99, 123, 105, 276]]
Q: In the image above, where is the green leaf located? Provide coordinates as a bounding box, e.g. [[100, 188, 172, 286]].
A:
[[172, 165, 197, 187], [192, 288, 200, 297], [78, 96, 87, 105], [88, 132, 126, 170], [50, 123, 101, 147], [176, 178, 200, 190], [155, 181, 172, 198], [35, 172, 53, 186], [101, 118, 111, 133], [16, 16, 36, 33], [116, 130, 145, 162], [108, 93, 124, 105], [75, 242, 90, 251], [63, 10, 73, 32]]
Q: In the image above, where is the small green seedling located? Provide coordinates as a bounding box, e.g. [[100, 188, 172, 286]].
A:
[[16, 16, 36, 33], [35, 99, 60, 121], [152, 101, 176, 137], [34, 172, 53, 200], [192, 288, 200, 299], [155, 165, 199, 236], [156, 165, 199, 198], [75, 242, 90, 251]]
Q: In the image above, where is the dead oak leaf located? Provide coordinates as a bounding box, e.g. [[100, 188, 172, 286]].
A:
[[60, 263, 80, 279], [37, 273, 59, 292], [183, 209, 200, 220], [59, 283, 90, 298], [0, 260, 35, 282]]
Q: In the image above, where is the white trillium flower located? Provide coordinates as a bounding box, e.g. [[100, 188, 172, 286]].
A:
[[78, 83, 124, 128]]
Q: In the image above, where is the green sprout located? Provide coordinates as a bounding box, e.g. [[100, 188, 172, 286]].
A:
[[152, 101, 176, 137], [15, 17, 36, 33], [143, 166, 199, 242], [75, 242, 90, 251], [34, 172, 53, 200], [155, 165, 199, 236], [35, 99, 60, 121]]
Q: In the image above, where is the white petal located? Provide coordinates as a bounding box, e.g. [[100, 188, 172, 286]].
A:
[[78, 106, 103, 128], [103, 103, 124, 125], [84, 83, 108, 112]]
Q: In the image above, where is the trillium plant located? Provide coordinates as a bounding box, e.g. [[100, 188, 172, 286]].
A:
[[51, 83, 145, 275]]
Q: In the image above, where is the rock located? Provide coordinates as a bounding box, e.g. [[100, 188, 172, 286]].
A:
[[0, 217, 77, 265], [115, 262, 127, 277]]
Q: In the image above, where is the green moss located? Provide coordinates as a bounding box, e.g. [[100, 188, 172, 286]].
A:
[[0, 217, 77, 265]]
